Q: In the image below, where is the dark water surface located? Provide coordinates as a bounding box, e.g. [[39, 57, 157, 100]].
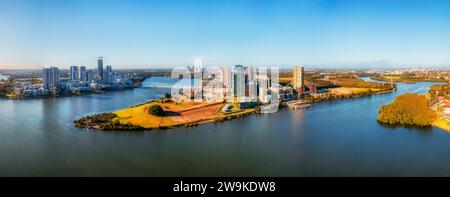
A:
[[0, 77, 449, 176]]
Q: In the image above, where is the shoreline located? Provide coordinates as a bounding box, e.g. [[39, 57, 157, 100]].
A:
[[74, 101, 257, 131], [433, 120, 450, 132], [370, 76, 447, 84], [74, 87, 395, 131], [1, 79, 146, 100], [2, 86, 138, 100]]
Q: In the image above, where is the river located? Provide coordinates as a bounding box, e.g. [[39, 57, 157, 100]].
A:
[[0, 77, 449, 176]]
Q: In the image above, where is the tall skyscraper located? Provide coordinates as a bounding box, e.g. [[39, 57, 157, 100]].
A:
[[221, 66, 232, 98], [293, 66, 304, 89], [244, 66, 257, 101], [232, 65, 245, 100], [43, 68, 50, 89], [87, 69, 95, 82], [105, 65, 112, 84], [70, 65, 79, 81], [257, 74, 271, 103], [79, 66, 87, 82], [43, 67, 59, 89], [97, 57, 104, 83]]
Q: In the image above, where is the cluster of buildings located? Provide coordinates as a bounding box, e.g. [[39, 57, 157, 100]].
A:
[[172, 65, 320, 107], [173, 65, 289, 105], [13, 57, 138, 97], [292, 66, 317, 95], [367, 68, 450, 81]]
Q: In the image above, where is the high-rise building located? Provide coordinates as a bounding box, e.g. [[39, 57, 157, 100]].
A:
[[221, 66, 232, 98], [105, 65, 112, 84], [232, 65, 245, 100], [97, 57, 104, 83], [87, 69, 95, 82], [293, 66, 304, 89], [43, 67, 59, 89], [244, 66, 257, 101], [257, 74, 271, 103], [79, 66, 87, 82], [42, 68, 50, 89], [70, 65, 79, 81]]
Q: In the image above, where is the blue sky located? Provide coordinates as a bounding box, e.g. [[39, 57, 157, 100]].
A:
[[1, 0, 450, 69]]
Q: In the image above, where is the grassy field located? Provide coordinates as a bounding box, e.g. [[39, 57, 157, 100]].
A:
[[330, 87, 379, 95], [383, 76, 401, 80], [371, 75, 447, 83], [114, 101, 228, 128]]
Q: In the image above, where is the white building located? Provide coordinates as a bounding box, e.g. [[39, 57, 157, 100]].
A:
[[231, 65, 246, 102], [70, 65, 79, 81], [43, 67, 59, 90]]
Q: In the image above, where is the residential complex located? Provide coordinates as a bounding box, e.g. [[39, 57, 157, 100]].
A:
[[42, 67, 59, 90], [12, 57, 139, 97], [172, 65, 294, 107], [97, 57, 104, 83]]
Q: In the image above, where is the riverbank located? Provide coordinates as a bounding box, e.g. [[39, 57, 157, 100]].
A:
[[304, 87, 395, 103], [427, 83, 450, 132], [1, 78, 145, 100], [2, 85, 137, 100], [433, 119, 450, 132], [371, 75, 447, 84]]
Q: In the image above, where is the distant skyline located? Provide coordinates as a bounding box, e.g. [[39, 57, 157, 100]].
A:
[[1, 0, 450, 69]]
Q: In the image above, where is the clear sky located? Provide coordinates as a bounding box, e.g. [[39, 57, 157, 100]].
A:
[[1, 0, 450, 69]]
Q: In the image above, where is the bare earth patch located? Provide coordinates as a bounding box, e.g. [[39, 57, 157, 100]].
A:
[[114, 102, 226, 129]]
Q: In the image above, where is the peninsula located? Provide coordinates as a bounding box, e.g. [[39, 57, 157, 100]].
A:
[[74, 98, 256, 130], [74, 67, 397, 131]]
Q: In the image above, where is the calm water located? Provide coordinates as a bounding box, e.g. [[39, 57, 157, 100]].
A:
[[0, 77, 449, 176]]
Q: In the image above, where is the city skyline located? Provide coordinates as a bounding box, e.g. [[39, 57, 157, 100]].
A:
[[1, 0, 450, 69]]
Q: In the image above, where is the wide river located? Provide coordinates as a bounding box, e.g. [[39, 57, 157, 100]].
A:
[[0, 77, 449, 176]]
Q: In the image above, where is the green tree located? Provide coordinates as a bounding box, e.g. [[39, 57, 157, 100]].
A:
[[377, 93, 437, 127], [148, 105, 165, 116]]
